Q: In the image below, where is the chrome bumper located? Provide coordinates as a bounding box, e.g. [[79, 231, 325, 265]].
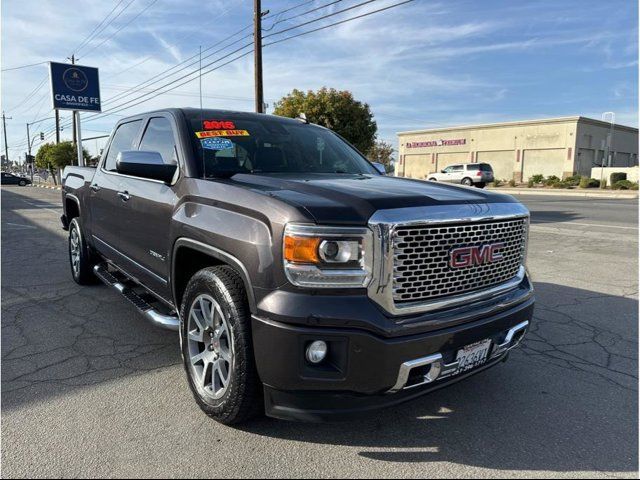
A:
[[387, 320, 529, 393]]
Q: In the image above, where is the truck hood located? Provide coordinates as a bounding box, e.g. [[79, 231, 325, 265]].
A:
[[227, 173, 518, 225]]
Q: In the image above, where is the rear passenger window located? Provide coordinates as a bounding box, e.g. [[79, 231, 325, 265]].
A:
[[139, 117, 178, 165], [103, 120, 142, 171]]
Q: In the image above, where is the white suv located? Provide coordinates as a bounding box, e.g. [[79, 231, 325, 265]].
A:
[[428, 163, 494, 188]]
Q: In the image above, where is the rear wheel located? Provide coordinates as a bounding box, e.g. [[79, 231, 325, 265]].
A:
[[461, 177, 473, 186], [68, 218, 97, 285], [476, 182, 486, 189], [180, 266, 262, 425]]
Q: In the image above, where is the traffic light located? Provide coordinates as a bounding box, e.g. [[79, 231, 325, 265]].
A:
[[39, 132, 44, 140], [25, 154, 35, 164]]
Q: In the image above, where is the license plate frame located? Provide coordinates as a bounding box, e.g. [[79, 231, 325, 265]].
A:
[[452, 339, 492, 376]]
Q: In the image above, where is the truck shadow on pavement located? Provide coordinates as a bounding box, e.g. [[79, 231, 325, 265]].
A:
[[1, 187, 637, 474]]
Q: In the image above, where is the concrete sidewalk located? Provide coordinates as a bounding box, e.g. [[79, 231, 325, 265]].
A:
[[487, 187, 638, 199]]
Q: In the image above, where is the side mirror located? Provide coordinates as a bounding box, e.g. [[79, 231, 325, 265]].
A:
[[441, 170, 446, 174], [116, 151, 177, 183], [372, 162, 386, 175]]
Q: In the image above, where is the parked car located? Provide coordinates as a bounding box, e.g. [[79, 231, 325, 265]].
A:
[[61, 108, 533, 424], [1, 172, 31, 186], [428, 163, 494, 187]]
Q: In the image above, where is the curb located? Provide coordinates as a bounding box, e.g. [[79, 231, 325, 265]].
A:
[[31, 184, 62, 191], [486, 188, 638, 199]]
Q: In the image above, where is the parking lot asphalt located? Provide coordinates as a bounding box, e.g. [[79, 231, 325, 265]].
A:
[[2, 186, 637, 478]]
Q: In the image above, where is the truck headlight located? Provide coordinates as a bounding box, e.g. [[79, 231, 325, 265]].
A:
[[283, 224, 373, 288]]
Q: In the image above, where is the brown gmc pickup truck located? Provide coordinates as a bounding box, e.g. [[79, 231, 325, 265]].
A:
[[61, 108, 534, 424]]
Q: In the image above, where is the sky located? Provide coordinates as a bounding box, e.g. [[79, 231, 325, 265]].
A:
[[1, 0, 638, 161]]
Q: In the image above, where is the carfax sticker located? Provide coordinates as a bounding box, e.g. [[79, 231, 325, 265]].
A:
[[201, 137, 234, 151], [195, 130, 250, 138], [203, 120, 236, 130]]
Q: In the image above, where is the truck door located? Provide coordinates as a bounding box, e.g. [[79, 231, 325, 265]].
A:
[[89, 119, 143, 260], [113, 114, 181, 300]]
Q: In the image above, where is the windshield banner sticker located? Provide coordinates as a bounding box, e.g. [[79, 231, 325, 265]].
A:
[[196, 130, 250, 138], [201, 137, 234, 151], [203, 120, 236, 130]]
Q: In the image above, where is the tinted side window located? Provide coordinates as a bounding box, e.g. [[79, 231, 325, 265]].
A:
[[451, 165, 463, 172], [467, 164, 479, 171], [139, 117, 177, 165], [104, 120, 142, 171]]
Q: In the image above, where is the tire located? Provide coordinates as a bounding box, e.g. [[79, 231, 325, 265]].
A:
[[18, 180, 26, 186], [461, 177, 473, 186], [428, 178, 437, 182], [476, 182, 486, 189], [68, 218, 98, 285], [180, 266, 262, 425]]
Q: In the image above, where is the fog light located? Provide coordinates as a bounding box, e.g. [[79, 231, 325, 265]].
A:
[[306, 340, 328, 364]]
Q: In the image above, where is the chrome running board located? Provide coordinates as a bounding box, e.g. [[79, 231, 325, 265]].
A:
[[93, 264, 179, 331]]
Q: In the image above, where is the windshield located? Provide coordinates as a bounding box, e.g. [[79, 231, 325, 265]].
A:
[[186, 113, 378, 177]]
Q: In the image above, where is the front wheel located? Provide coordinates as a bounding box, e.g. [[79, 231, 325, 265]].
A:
[[428, 177, 437, 182], [180, 266, 262, 425], [18, 180, 26, 186]]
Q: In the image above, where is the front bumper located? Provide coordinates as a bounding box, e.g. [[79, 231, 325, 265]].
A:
[[252, 289, 534, 421]]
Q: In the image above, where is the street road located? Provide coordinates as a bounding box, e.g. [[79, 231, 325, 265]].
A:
[[2, 186, 637, 478]]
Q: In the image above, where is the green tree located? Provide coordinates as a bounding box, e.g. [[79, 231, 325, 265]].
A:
[[35, 142, 90, 185], [367, 139, 395, 172], [273, 87, 377, 154]]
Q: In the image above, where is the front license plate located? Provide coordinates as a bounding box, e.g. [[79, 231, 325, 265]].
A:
[[453, 339, 492, 376]]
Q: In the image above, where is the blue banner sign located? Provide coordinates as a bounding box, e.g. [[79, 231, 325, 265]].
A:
[[49, 62, 101, 112]]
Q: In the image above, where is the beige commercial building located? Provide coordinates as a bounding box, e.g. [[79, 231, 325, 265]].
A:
[[396, 116, 639, 182]]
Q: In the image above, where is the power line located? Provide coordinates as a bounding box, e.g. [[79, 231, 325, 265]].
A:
[[42, 0, 414, 135], [264, 0, 414, 46], [81, 0, 159, 57], [262, 0, 343, 32], [262, 0, 378, 40], [71, 0, 127, 55], [5, 76, 48, 114], [1, 61, 48, 73], [75, 0, 137, 57]]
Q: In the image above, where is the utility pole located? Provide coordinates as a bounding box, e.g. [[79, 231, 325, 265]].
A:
[[55, 109, 60, 144], [69, 54, 77, 149], [2, 111, 11, 167], [254, 0, 265, 114]]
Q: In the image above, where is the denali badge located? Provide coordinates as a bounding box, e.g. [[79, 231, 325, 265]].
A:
[[450, 243, 505, 268]]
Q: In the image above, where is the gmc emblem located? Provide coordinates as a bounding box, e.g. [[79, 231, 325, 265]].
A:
[[450, 243, 505, 268]]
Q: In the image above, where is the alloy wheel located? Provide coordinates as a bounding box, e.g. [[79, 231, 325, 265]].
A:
[[187, 294, 234, 400]]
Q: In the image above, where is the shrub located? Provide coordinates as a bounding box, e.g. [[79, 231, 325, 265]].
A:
[[508, 179, 516, 187], [564, 174, 582, 186], [579, 177, 600, 188], [527, 179, 534, 188], [491, 179, 502, 187], [530, 174, 544, 184], [552, 180, 572, 189], [600, 178, 607, 189], [544, 175, 561, 186], [632, 183, 639, 190], [610, 172, 627, 184], [612, 179, 635, 190]]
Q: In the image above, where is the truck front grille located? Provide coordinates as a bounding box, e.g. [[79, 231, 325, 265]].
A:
[[392, 218, 527, 304]]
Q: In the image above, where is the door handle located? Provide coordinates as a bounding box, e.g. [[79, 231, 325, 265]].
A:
[[90, 183, 101, 192], [117, 190, 130, 202]]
